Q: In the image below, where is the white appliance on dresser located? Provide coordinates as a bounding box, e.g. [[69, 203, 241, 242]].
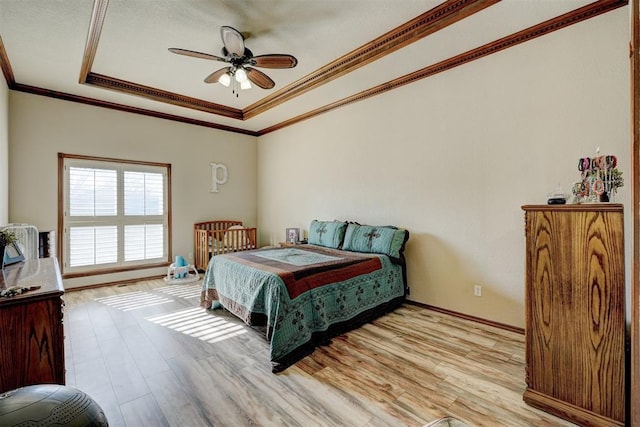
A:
[[2, 223, 40, 260]]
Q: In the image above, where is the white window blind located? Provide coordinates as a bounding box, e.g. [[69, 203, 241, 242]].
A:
[[69, 226, 118, 267], [124, 224, 164, 261], [61, 155, 170, 275], [124, 171, 164, 216], [69, 167, 117, 216]]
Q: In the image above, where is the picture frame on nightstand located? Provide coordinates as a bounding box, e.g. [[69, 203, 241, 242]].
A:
[[285, 228, 300, 244]]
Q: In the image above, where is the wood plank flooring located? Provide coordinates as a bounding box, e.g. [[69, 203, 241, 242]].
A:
[[63, 279, 576, 427]]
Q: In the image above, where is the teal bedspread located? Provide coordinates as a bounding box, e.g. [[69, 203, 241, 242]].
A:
[[201, 244, 406, 372]]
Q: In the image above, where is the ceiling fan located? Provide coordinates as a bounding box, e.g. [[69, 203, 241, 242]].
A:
[[169, 26, 298, 95]]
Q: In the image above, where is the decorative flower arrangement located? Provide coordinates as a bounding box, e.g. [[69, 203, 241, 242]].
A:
[[0, 228, 17, 247], [0, 228, 17, 269]]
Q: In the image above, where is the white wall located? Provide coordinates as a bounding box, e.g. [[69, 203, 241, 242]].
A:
[[0, 77, 8, 225], [257, 9, 631, 328], [9, 93, 257, 288]]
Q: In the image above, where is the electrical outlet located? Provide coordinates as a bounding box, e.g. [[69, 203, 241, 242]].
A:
[[474, 285, 482, 297], [188, 252, 193, 260]]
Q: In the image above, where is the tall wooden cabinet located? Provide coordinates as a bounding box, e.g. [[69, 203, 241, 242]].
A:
[[522, 205, 625, 426], [0, 258, 65, 393]]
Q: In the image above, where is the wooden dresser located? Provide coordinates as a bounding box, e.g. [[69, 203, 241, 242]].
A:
[[0, 258, 65, 393], [521, 204, 625, 426]]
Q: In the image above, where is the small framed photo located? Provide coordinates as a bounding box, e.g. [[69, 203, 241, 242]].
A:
[[286, 228, 300, 244], [3, 241, 25, 267]]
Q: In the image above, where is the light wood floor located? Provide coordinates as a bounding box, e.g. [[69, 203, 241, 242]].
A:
[[63, 279, 576, 427]]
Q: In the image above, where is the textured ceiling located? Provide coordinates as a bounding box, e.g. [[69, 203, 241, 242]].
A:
[[0, 0, 620, 135]]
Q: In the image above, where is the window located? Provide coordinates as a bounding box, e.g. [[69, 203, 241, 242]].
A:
[[59, 154, 171, 276]]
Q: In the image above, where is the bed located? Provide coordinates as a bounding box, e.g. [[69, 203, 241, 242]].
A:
[[194, 220, 258, 271], [201, 220, 409, 372]]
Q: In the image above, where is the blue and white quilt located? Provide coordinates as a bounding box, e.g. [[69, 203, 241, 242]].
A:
[[201, 244, 406, 372]]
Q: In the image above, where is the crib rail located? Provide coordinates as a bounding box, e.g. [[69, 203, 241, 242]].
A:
[[194, 221, 258, 271]]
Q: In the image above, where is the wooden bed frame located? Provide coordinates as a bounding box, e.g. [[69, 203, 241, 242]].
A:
[[194, 220, 257, 271]]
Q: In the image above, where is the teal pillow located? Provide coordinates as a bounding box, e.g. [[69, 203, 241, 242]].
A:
[[342, 224, 408, 259], [308, 220, 347, 249]]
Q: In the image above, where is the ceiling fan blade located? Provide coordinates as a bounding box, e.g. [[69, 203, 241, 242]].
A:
[[168, 48, 227, 62], [252, 54, 298, 69], [220, 26, 245, 57], [204, 67, 231, 84], [245, 67, 275, 89]]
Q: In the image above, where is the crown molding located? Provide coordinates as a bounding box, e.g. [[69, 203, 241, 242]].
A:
[[79, 0, 497, 122], [12, 82, 258, 136], [0, 36, 15, 87], [85, 73, 243, 119], [258, 0, 629, 135], [243, 0, 499, 119], [0, 0, 628, 136], [79, 0, 109, 84]]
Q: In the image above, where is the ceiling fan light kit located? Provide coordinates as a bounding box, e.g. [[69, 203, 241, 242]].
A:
[[216, 66, 252, 96], [235, 68, 248, 83], [169, 25, 297, 96], [218, 72, 231, 87]]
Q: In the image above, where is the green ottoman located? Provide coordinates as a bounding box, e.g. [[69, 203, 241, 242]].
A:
[[0, 384, 108, 426]]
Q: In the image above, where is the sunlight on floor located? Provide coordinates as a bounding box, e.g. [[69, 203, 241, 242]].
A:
[[145, 307, 248, 343], [155, 284, 201, 299], [95, 291, 173, 311], [94, 284, 247, 344]]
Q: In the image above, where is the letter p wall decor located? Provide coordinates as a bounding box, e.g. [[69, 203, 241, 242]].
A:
[[210, 163, 228, 193]]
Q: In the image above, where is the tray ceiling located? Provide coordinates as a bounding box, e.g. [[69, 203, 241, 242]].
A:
[[0, 0, 625, 135]]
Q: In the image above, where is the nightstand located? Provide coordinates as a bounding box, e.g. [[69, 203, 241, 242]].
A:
[[279, 241, 306, 247]]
